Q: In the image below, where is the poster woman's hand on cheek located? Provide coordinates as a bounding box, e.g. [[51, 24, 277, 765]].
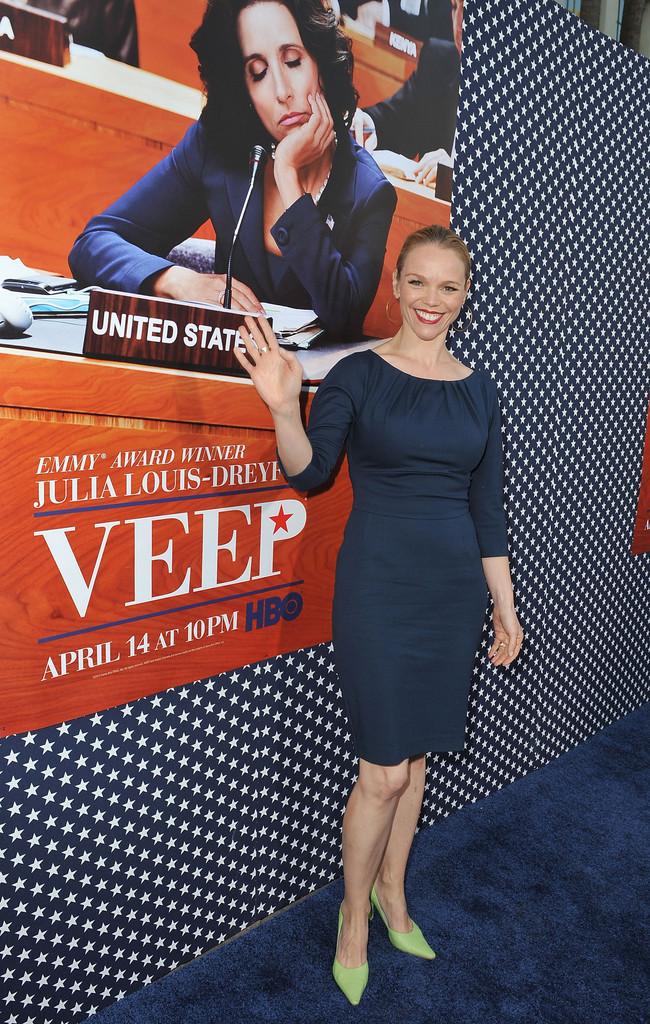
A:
[[273, 92, 336, 204]]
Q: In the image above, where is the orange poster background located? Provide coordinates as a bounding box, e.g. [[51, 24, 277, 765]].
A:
[[0, 401, 351, 737]]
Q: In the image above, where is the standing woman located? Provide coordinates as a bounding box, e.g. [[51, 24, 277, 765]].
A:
[[68, 0, 397, 339], [233, 224, 524, 1004]]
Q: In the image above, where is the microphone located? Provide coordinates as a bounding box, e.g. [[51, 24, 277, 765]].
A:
[[222, 145, 267, 309]]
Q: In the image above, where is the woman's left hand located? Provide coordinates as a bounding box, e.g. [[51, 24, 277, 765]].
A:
[[488, 604, 524, 667], [273, 91, 335, 181]]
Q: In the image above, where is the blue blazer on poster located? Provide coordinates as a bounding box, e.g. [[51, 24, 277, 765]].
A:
[[69, 117, 397, 339]]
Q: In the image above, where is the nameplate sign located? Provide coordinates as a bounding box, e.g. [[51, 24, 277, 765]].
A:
[[374, 24, 421, 63], [82, 288, 264, 376], [435, 163, 453, 203], [0, 0, 69, 66]]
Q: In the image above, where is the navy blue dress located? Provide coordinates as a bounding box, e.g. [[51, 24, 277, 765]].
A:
[[278, 349, 510, 765]]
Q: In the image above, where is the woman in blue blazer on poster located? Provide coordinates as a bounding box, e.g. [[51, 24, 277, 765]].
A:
[[69, 0, 397, 339]]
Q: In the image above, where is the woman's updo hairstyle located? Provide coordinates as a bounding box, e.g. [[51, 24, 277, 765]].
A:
[[395, 224, 472, 282]]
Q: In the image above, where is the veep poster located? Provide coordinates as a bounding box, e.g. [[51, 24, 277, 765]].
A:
[[0, 416, 351, 735]]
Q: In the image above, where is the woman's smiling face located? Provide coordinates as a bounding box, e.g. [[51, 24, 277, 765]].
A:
[[394, 243, 470, 340], [237, 1, 321, 141]]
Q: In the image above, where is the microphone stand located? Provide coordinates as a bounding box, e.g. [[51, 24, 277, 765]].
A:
[[222, 145, 267, 309]]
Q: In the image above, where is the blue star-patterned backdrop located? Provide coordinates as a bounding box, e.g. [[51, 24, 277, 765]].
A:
[[1, 2, 649, 1021]]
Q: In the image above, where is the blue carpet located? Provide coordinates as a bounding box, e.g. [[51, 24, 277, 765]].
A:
[[94, 703, 650, 1024]]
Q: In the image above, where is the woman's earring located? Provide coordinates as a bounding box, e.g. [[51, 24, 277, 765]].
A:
[[385, 297, 400, 325], [453, 304, 473, 333]]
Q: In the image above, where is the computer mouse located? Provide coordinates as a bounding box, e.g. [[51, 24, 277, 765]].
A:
[[0, 288, 34, 331]]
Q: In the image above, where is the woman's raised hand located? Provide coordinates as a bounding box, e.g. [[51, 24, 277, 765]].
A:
[[233, 314, 304, 413]]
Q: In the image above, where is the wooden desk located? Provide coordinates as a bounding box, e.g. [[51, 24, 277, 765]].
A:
[[0, 48, 207, 275], [0, 313, 379, 384]]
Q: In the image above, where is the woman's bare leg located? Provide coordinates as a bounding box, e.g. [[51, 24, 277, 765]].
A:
[[373, 752, 427, 931], [335, 757, 410, 968]]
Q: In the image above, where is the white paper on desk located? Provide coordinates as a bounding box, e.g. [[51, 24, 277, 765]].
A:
[[372, 151, 418, 180], [280, 326, 325, 349], [0, 256, 46, 280], [262, 302, 319, 334], [70, 42, 108, 60]]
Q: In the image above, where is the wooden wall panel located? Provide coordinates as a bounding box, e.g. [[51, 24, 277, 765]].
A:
[[2, 101, 183, 274], [135, 0, 205, 89], [0, 51, 212, 275], [0, 51, 202, 143]]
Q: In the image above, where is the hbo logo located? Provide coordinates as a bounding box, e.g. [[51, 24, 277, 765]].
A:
[[245, 591, 303, 631]]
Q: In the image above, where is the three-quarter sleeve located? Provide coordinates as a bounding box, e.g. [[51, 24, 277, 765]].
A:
[[269, 170, 397, 339], [277, 354, 365, 492], [468, 379, 510, 557]]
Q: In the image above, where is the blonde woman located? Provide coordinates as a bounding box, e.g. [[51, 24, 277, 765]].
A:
[[234, 224, 523, 1004]]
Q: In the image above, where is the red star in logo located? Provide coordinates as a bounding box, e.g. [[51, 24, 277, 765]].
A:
[[269, 504, 293, 534]]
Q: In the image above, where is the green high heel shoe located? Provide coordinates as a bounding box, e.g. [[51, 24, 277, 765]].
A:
[[370, 883, 436, 960], [332, 900, 374, 1005]]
